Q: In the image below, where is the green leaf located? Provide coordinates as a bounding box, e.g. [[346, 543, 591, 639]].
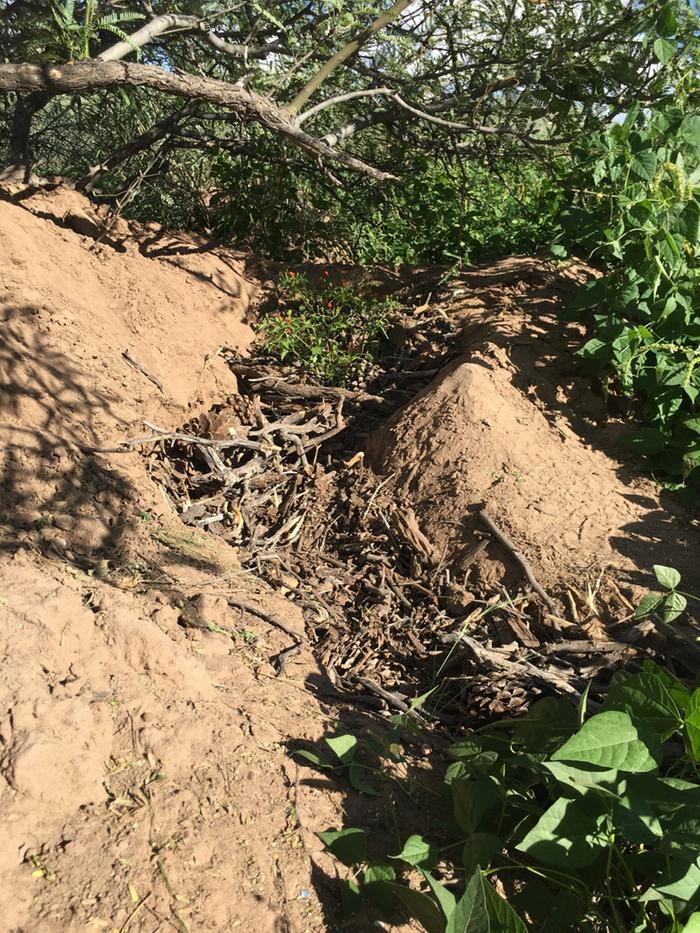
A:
[[294, 749, 334, 768], [391, 834, 440, 868], [543, 760, 620, 796], [363, 863, 396, 913], [421, 869, 457, 921], [681, 912, 700, 932], [516, 796, 606, 868], [317, 828, 367, 866], [347, 763, 381, 795], [386, 883, 444, 933], [630, 150, 658, 181], [656, 3, 678, 36], [550, 244, 568, 258], [514, 698, 579, 753], [613, 795, 663, 843], [679, 201, 700, 244], [663, 591, 688, 623], [446, 868, 489, 933], [633, 593, 664, 619], [482, 879, 528, 933], [603, 670, 685, 740], [551, 711, 661, 772], [685, 689, 700, 762], [340, 878, 362, 915], [653, 857, 700, 903], [653, 36, 677, 64], [654, 565, 682, 590], [452, 776, 503, 835], [462, 833, 502, 876], [325, 733, 357, 764]]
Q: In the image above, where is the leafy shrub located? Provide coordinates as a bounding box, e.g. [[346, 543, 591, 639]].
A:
[[259, 271, 394, 386], [212, 148, 561, 266], [314, 660, 700, 931], [557, 99, 700, 488]]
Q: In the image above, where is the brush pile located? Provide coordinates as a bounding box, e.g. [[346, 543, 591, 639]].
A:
[[142, 351, 699, 725]]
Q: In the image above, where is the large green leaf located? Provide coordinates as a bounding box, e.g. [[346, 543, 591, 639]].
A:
[[317, 828, 367, 866], [516, 796, 606, 868], [446, 868, 489, 933], [421, 869, 457, 921], [630, 149, 658, 181], [452, 775, 503, 835], [550, 711, 660, 772], [462, 833, 502, 876], [603, 670, 685, 740], [513, 698, 579, 753], [612, 795, 663, 844], [387, 883, 445, 933], [650, 857, 700, 903]]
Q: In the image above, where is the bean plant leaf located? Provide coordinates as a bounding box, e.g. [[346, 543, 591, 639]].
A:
[[651, 857, 700, 903], [364, 863, 396, 913], [516, 796, 606, 867], [317, 828, 367, 866], [681, 913, 700, 932], [391, 834, 440, 868], [462, 833, 503, 876], [385, 883, 445, 933], [633, 593, 664, 619], [550, 711, 660, 772], [685, 689, 700, 762], [654, 565, 681, 589], [613, 795, 663, 843], [446, 867, 489, 933], [325, 733, 357, 764], [603, 670, 685, 740], [420, 869, 457, 921], [514, 697, 579, 753], [663, 591, 688, 623], [340, 878, 363, 915], [347, 763, 381, 795], [482, 878, 528, 933], [452, 775, 503, 835]]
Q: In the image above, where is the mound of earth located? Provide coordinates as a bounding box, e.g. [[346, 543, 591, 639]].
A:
[[0, 183, 698, 932], [368, 258, 700, 598]]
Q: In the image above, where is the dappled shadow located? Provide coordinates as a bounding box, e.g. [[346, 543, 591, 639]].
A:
[[0, 301, 135, 561]]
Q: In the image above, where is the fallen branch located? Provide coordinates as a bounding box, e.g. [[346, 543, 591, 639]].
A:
[[478, 510, 555, 611], [0, 61, 396, 182]]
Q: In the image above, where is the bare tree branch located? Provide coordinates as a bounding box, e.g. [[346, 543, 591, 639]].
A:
[[296, 87, 393, 125], [0, 61, 397, 181], [287, 0, 413, 114]]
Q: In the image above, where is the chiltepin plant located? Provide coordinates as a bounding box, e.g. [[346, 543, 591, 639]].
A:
[[313, 657, 700, 931], [260, 271, 394, 387]]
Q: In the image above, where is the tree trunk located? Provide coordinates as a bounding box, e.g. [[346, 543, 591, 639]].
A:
[[7, 91, 46, 168]]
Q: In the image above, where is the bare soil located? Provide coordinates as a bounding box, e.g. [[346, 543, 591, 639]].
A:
[[0, 184, 697, 932]]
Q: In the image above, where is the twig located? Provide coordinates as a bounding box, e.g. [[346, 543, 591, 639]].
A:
[[440, 632, 578, 695], [82, 423, 264, 454], [119, 892, 152, 933], [122, 349, 165, 392], [478, 510, 555, 610], [227, 594, 303, 642]]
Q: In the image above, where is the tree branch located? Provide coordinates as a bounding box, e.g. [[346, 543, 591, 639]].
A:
[[296, 87, 393, 125], [287, 0, 413, 114], [0, 61, 396, 181]]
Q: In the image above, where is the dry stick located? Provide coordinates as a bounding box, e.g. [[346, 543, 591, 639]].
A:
[[478, 510, 555, 611], [119, 892, 153, 933], [226, 594, 303, 642], [440, 632, 578, 695], [122, 349, 165, 392], [82, 423, 264, 454]]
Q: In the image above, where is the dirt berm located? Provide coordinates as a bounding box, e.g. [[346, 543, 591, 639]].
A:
[[0, 183, 697, 931]]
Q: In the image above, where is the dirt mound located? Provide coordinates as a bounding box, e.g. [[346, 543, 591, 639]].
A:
[[0, 184, 350, 932], [368, 257, 700, 596], [1, 186, 699, 932]]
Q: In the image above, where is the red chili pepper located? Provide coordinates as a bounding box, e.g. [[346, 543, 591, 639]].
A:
[[327, 302, 333, 308], [322, 270, 329, 278]]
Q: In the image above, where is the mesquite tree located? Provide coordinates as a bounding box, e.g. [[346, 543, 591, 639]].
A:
[[0, 1, 698, 217]]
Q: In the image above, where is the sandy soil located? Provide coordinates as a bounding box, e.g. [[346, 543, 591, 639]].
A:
[[0, 184, 697, 932]]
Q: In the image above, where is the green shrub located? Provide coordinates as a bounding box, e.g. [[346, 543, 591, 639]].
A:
[[557, 101, 700, 488], [259, 271, 395, 386], [314, 658, 700, 931]]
